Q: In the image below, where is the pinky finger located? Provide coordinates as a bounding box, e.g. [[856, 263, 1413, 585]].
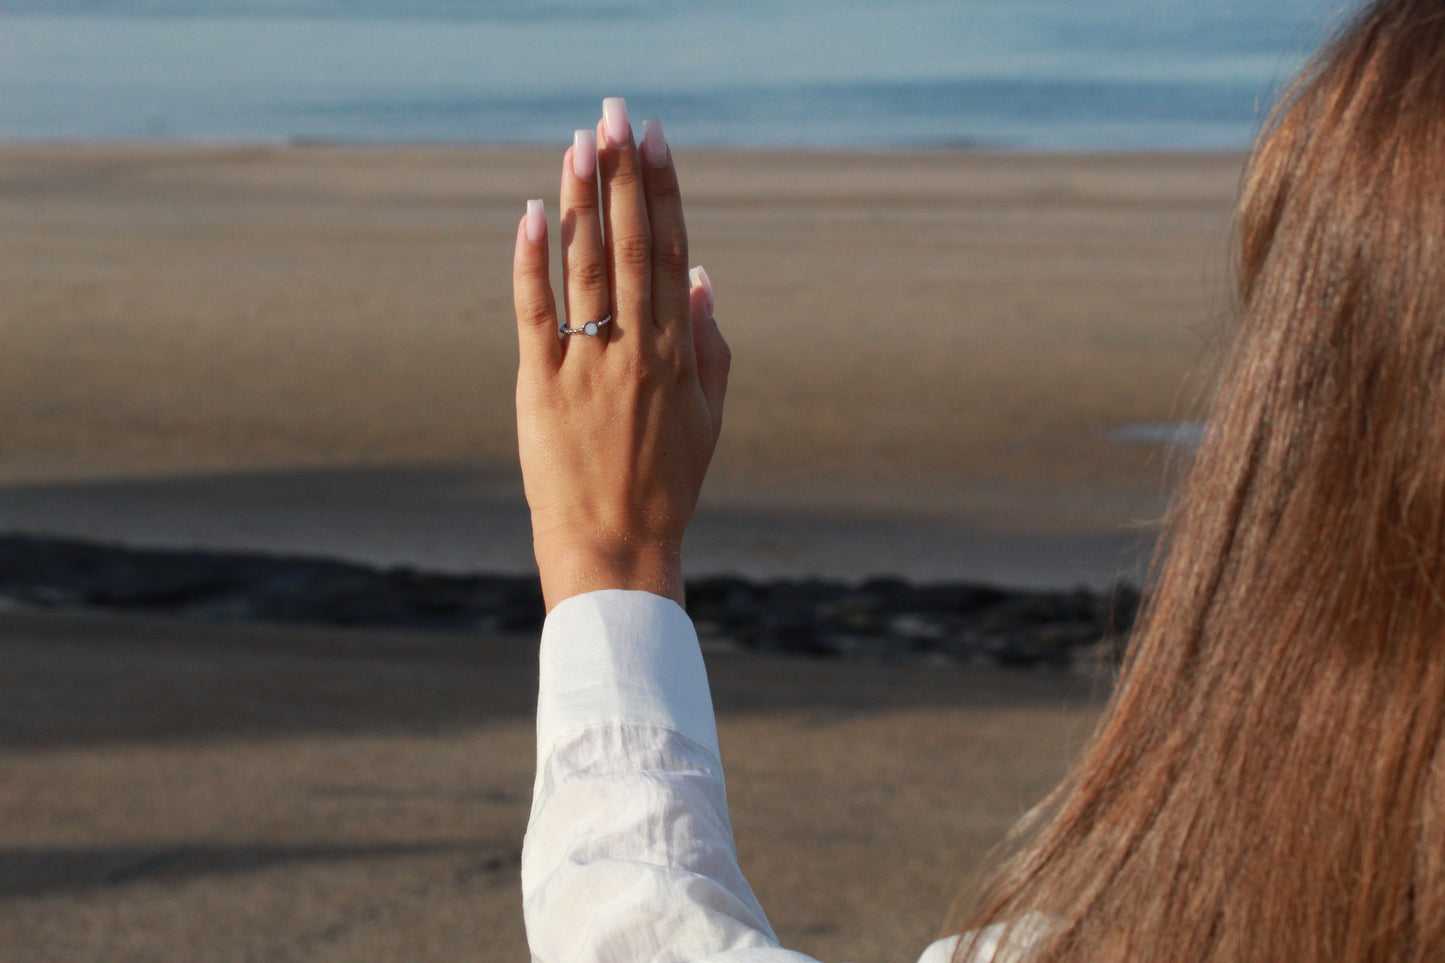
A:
[[513, 199, 561, 369], [690, 267, 729, 444]]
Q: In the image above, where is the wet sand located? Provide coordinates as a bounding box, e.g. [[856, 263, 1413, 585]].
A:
[[0, 144, 1241, 585]]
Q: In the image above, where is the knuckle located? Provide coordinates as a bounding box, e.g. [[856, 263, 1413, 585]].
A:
[[647, 179, 684, 212], [606, 162, 643, 192], [652, 234, 689, 273], [651, 329, 688, 366], [515, 291, 554, 327], [567, 257, 609, 295], [646, 174, 682, 206], [673, 346, 701, 381], [568, 190, 600, 216], [611, 234, 653, 270], [711, 345, 733, 376], [704, 330, 732, 370], [614, 350, 656, 387]]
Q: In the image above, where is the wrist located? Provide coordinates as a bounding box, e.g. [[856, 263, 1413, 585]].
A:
[[533, 535, 685, 613]]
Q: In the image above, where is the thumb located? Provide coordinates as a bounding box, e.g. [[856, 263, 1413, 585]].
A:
[[689, 267, 730, 444]]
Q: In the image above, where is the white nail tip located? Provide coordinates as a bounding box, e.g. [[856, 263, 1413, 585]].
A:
[[691, 265, 715, 313], [642, 118, 667, 166], [525, 199, 545, 242], [602, 97, 629, 148], [572, 129, 597, 178]]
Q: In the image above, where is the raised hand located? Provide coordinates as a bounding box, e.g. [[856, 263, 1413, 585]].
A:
[[513, 98, 729, 611]]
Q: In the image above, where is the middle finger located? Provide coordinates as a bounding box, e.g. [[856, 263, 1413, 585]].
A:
[[599, 97, 653, 337]]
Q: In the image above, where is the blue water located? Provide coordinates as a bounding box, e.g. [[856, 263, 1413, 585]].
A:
[[0, 0, 1350, 150]]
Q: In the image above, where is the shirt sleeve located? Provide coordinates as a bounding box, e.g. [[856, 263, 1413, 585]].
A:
[[520, 589, 976, 963], [521, 589, 822, 963]]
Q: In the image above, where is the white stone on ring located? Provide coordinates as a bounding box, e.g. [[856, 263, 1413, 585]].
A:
[[561, 314, 611, 337]]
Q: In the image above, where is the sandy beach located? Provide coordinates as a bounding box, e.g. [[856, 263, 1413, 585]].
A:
[[0, 609, 1104, 962], [0, 144, 1241, 585], [0, 144, 1239, 959]]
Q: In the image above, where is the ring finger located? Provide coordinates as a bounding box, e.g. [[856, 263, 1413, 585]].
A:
[[560, 126, 611, 347]]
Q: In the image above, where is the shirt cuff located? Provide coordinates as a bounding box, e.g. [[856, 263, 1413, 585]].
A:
[[537, 589, 720, 763]]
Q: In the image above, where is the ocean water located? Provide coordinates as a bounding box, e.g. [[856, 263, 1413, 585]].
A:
[[0, 0, 1348, 150]]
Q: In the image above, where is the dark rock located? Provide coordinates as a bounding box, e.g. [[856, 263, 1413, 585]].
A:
[[0, 534, 545, 633], [0, 534, 1139, 668]]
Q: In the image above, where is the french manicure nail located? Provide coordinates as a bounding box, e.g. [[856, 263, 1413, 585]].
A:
[[525, 199, 546, 244], [572, 129, 596, 180], [690, 265, 714, 315], [603, 97, 630, 149], [641, 119, 668, 167]]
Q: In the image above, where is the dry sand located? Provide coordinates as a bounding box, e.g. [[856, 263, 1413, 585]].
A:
[[0, 610, 1104, 962], [0, 144, 1243, 584]]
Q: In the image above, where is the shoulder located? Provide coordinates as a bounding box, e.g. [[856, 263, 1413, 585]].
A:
[[917, 936, 962, 963], [921, 913, 1058, 963]]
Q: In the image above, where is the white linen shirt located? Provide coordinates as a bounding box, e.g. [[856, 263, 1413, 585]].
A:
[[522, 589, 1027, 963]]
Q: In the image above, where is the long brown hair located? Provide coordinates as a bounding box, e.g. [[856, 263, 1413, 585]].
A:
[[953, 2, 1445, 958]]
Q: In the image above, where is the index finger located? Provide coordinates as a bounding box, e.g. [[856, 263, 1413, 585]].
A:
[[513, 198, 562, 371]]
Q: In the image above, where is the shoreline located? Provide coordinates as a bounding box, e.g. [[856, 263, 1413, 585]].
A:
[[0, 136, 1251, 154]]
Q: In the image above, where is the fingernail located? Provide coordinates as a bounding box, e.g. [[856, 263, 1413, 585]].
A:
[[641, 119, 668, 167], [525, 199, 545, 244], [602, 97, 630, 149], [572, 129, 596, 180], [690, 265, 714, 315]]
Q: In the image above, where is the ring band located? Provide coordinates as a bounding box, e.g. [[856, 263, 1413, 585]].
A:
[[560, 314, 612, 337]]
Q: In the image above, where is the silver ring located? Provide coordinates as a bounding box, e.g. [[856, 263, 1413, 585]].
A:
[[560, 314, 611, 337]]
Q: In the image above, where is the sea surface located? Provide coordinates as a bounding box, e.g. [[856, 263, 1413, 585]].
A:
[[1, 0, 1348, 151]]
